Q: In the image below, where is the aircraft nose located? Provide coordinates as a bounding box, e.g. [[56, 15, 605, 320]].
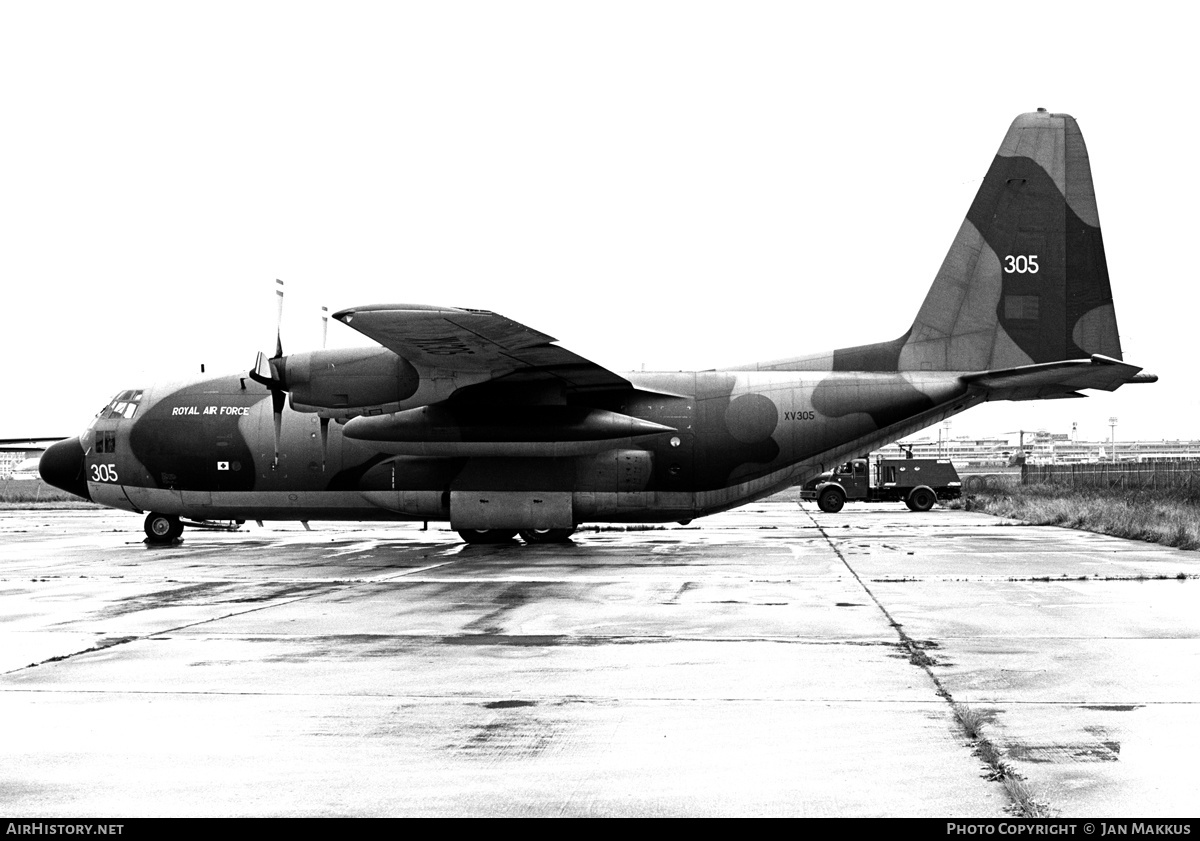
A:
[[39, 437, 91, 501]]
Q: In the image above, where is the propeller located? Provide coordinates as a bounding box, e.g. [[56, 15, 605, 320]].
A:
[[249, 279, 288, 469], [319, 305, 330, 471], [247, 282, 335, 471]]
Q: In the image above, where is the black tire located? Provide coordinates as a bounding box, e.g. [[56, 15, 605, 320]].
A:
[[457, 529, 518, 545], [817, 486, 845, 514], [519, 528, 576, 544], [907, 487, 936, 512], [144, 512, 182, 543]]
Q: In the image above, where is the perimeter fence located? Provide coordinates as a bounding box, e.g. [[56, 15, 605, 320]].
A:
[[1020, 460, 1200, 490]]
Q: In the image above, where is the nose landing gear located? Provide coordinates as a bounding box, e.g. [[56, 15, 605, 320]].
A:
[[144, 512, 183, 543]]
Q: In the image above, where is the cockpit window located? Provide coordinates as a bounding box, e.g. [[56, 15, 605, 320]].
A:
[[100, 390, 144, 420]]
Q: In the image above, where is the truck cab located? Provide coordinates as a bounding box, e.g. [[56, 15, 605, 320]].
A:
[[827, 458, 870, 500]]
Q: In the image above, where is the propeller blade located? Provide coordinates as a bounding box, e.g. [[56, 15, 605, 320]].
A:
[[251, 351, 274, 384], [271, 388, 286, 469], [319, 417, 329, 471], [274, 278, 285, 359]]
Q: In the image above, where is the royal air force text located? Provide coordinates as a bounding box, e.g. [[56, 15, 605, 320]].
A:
[[171, 406, 250, 417]]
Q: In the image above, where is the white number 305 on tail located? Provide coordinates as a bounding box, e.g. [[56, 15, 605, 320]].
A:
[[1004, 254, 1039, 274]]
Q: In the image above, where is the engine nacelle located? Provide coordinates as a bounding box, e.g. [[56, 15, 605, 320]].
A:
[[279, 347, 420, 419]]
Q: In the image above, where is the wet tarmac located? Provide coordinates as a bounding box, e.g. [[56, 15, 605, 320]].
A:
[[2, 503, 1197, 817]]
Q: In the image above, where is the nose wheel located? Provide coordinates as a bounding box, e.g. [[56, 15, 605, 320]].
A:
[[144, 512, 183, 543]]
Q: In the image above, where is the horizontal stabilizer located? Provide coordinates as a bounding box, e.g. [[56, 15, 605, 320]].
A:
[[962, 355, 1149, 401]]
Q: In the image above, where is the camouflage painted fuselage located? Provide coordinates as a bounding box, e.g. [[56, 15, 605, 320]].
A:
[[78, 368, 977, 525]]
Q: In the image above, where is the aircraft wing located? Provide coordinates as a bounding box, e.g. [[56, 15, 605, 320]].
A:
[[333, 304, 632, 393], [962, 355, 1155, 401], [0, 437, 66, 451]]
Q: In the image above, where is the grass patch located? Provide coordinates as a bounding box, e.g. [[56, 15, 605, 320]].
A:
[[964, 485, 1200, 551], [953, 703, 988, 740], [0, 479, 95, 507], [952, 703, 1050, 816], [1003, 776, 1051, 817]]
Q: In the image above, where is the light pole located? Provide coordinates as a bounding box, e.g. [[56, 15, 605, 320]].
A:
[[1108, 417, 1118, 463]]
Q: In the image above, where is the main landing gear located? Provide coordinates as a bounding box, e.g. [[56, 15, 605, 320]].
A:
[[518, 528, 576, 544], [456, 528, 577, 545], [144, 512, 183, 543]]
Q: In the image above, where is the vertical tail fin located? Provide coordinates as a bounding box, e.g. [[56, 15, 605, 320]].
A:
[[898, 110, 1121, 372]]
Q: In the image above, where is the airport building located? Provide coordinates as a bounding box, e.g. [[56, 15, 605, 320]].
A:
[[0, 450, 44, 481], [876, 429, 1200, 467]]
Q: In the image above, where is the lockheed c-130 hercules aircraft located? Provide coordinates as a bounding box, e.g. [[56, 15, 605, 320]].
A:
[[41, 110, 1155, 544]]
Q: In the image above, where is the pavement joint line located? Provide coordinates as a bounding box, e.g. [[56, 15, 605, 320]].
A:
[[365, 559, 459, 580], [800, 508, 951, 693], [2, 555, 466, 677], [0, 686, 998, 705], [0, 687, 1007, 703], [1, 593, 326, 676], [801, 506, 1044, 816]]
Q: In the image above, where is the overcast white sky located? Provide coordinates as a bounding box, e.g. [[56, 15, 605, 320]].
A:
[[1, 1, 1193, 444]]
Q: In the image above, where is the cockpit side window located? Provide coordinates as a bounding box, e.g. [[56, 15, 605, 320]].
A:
[[100, 390, 143, 421]]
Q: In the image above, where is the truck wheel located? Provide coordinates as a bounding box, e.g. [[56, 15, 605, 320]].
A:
[[907, 487, 936, 512], [817, 486, 846, 513]]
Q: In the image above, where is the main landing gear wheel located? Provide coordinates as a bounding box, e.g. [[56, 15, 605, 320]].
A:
[[817, 486, 846, 514], [457, 529, 518, 545], [906, 487, 936, 512], [519, 528, 576, 544], [144, 512, 183, 543]]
